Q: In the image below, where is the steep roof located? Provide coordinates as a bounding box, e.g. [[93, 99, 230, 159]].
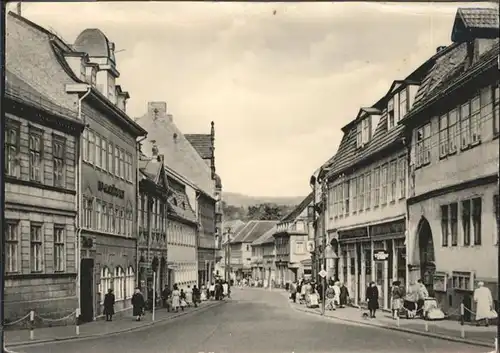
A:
[[223, 220, 246, 234], [451, 8, 499, 42], [135, 105, 215, 197], [230, 220, 277, 244], [252, 225, 277, 246], [279, 192, 313, 223], [74, 28, 114, 59], [185, 134, 213, 160]]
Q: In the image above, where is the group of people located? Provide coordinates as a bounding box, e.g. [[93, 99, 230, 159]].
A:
[[201, 280, 231, 301], [288, 278, 350, 310]]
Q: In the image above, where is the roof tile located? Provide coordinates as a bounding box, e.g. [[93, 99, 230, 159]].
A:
[[252, 225, 277, 245], [231, 220, 277, 244], [185, 134, 213, 160]]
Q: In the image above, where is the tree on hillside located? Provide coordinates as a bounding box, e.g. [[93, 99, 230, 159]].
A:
[[222, 201, 246, 221], [247, 203, 293, 221]]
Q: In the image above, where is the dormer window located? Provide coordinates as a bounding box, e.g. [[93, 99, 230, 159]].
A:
[[388, 86, 414, 130], [388, 99, 395, 129], [357, 118, 371, 148]]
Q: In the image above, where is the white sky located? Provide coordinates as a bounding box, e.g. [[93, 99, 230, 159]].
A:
[[7, 2, 497, 197]]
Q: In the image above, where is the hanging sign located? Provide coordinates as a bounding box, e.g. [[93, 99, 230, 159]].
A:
[[373, 250, 389, 261]]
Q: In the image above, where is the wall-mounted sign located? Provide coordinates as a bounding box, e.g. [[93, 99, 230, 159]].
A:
[[306, 240, 315, 253], [373, 250, 389, 261], [338, 227, 368, 241], [370, 220, 405, 239], [433, 272, 448, 292], [98, 181, 125, 199]]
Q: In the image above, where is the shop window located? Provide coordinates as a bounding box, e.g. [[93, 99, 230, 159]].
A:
[[364, 249, 371, 276], [452, 271, 474, 291]]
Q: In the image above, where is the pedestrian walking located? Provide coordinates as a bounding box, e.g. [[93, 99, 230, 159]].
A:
[[416, 279, 428, 317], [172, 284, 181, 312], [289, 281, 297, 303], [209, 282, 215, 299], [222, 281, 229, 298], [325, 284, 336, 310], [103, 288, 115, 321], [131, 287, 145, 321], [333, 281, 341, 308], [215, 281, 223, 300], [186, 285, 193, 307], [391, 281, 404, 319], [200, 285, 207, 301], [339, 282, 349, 308], [192, 285, 200, 307], [180, 289, 187, 311], [473, 281, 496, 327], [162, 285, 171, 311], [365, 282, 379, 318]]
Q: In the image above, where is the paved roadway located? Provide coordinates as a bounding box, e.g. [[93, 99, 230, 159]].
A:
[[13, 288, 487, 353]]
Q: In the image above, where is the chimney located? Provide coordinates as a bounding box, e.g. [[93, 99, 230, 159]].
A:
[[148, 102, 167, 120], [151, 140, 159, 156], [436, 46, 447, 53]]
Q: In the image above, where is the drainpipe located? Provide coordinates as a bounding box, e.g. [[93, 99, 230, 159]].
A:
[[76, 86, 91, 320], [404, 137, 411, 293], [136, 136, 147, 288], [195, 192, 201, 284]]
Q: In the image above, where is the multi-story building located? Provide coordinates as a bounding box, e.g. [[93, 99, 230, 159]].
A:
[[400, 8, 499, 319], [135, 102, 217, 287], [221, 220, 246, 281], [6, 13, 147, 323], [229, 220, 277, 281], [273, 193, 314, 285], [186, 124, 223, 284], [251, 226, 277, 286], [322, 61, 431, 309], [3, 68, 84, 323], [137, 148, 169, 295]]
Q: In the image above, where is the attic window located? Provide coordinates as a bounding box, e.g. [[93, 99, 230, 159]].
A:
[[357, 118, 371, 148], [388, 87, 410, 130]]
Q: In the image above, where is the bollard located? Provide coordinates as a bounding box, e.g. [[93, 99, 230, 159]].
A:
[[396, 315, 400, 327], [75, 308, 80, 336], [29, 310, 35, 340], [460, 303, 465, 338], [424, 320, 428, 332]]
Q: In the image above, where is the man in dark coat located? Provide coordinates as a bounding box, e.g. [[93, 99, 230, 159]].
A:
[[131, 287, 146, 321], [192, 285, 200, 307], [161, 286, 171, 311], [339, 282, 349, 308], [366, 282, 380, 318], [215, 281, 223, 300], [103, 288, 115, 321]]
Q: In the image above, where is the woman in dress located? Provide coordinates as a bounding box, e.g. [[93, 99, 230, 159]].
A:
[[131, 288, 145, 321], [103, 288, 115, 321], [180, 289, 187, 311], [171, 284, 181, 312], [200, 285, 207, 301], [185, 285, 193, 307], [391, 281, 404, 319], [366, 281, 380, 318]]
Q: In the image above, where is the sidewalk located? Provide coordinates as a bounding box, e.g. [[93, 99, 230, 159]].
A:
[[283, 292, 496, 349], [5, 300, 224, 348]]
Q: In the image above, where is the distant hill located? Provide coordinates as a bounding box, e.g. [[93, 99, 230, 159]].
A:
[[222, 192, 306, 208]]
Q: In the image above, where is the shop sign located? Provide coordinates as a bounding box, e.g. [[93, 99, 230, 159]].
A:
[[433, 272, 448, 292], [98, 181, 125, 199], [373, 250, 389, 261], [338, 227, 368, 241], [370, 220, 405, 239]]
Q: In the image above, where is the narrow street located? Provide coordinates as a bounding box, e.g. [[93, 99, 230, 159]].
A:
[[14, 289, 487, 353]]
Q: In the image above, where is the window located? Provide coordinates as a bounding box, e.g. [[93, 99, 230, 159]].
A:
[[54, 226, 65, 272], [356, 123, 362, 148], [352, 177, 357, 212], [114, 267, 125, 300], [114, 146, 119, 176], [365, 172, 371, 209], [88, 130, 95, 164], [362, 118, 370, 144], [416, 123, 431, 167], [462, 199, 471, 246], [120, 149, 125, 178], [95, 134, 102, 168], [5, 221, 19, 273], [126, 266, 135, 299], [102, 203, 108, 232], [358, 175, 364, 212], [398, 158, 406, 199], [127, 207, 133, 236], [470, 96, 481, 144], [83, 196, 93, 228], [399, 88, 407, 121], [389, 161, 397, 202], [381, 164, 388, 205], [494, 85, 499, 135], [472, 197, 482, 245], [295, 241, 305, 254], [460, 102, 471, 149], [101, 139, 107, 171], [116, 207, 121, 234], [108, 143, 113, 173], [452, 271, 472, 291], [344, 180, 350, 215], [338, 183, 344, 215], [82, 129, 88, 161], [495, 195, 499, 245], [100, 267, 112, 303], [439, 114, 448, 158], [373, 168, 380, 207], [441, 205, 449, 247], [448, 109, 458, 154], [96, 200, 102, 230], [30, 224, 43, 272], [53, 138, 65, 187], [109, 207, 115, 233], [29, 128, 43, 182], [450, 203, 458, 246], [5, 121, 20, 177], [388, 99, 395, 129]]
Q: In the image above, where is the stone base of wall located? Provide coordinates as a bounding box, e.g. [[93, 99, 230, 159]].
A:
[[4, 274, 77, 329]]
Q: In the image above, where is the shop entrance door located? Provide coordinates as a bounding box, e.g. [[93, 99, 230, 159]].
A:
[[374, 261, 384, 308]]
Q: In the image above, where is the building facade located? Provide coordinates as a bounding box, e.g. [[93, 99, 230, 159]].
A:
[[230, 220, 277, 281], [323, 71, 427, 309], [274, 193, 314, 285], [4, 69, 84, 323], [400, 8, 499, 319], [251, 226, 277, 287], [137, 150, 169, 296]]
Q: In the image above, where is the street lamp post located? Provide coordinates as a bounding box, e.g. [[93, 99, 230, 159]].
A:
[[321, 244, 339, 315]]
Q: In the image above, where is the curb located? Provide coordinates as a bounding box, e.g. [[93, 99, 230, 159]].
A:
[[6, 301, 225, 349], [288, 300, 495, 349]]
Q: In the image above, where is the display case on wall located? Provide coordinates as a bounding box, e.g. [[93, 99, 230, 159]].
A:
[[432, 271, 448, 292]]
